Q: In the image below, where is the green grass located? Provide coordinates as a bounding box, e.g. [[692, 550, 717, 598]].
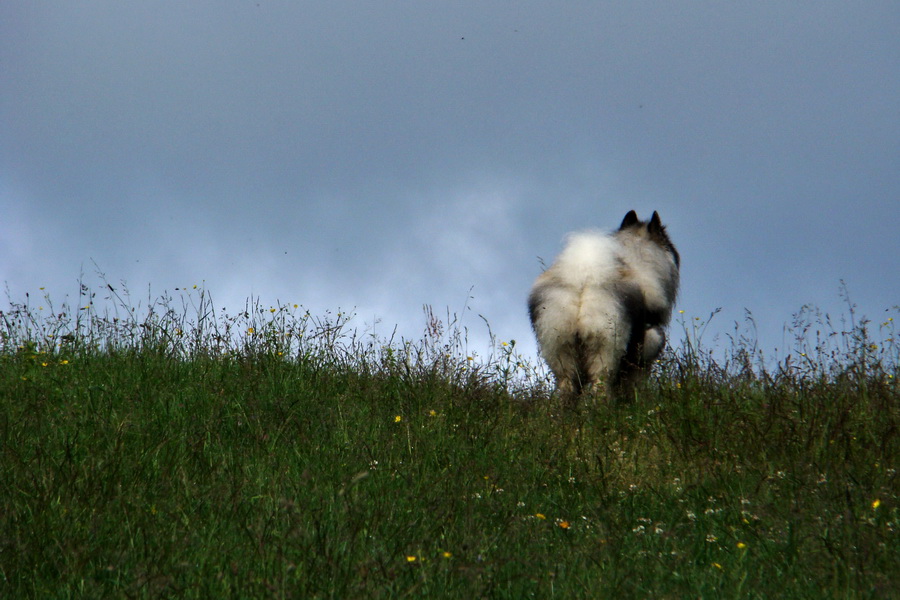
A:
[[1, 281, 898, 598]]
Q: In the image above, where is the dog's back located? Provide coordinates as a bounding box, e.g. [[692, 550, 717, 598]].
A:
[[529, 210, 679, 400]]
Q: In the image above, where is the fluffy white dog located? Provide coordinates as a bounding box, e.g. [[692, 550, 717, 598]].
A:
[[528, 210, 680, 401]]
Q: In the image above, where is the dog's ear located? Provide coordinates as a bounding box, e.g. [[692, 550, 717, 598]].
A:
[[619, 210, 639, 229], [648, 211, 663, 233]]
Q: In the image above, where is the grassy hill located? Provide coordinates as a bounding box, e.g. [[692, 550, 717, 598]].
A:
[[1, 284, 897, 598]]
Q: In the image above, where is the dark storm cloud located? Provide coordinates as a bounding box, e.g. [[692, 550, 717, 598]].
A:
[[2, 1, 898, 357]]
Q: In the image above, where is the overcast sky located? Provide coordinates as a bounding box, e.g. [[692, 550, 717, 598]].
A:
[[2, 2, 898, 362]]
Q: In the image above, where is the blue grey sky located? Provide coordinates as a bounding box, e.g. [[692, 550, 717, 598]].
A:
[[2, 2, 898, 361]]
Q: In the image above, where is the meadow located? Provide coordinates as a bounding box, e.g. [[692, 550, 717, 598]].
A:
[[1, 280, 898, 598]]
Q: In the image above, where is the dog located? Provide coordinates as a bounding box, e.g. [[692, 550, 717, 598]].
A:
[[528, 210, 680, 401]]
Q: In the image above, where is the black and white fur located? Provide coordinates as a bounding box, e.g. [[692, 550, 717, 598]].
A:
[[528, 210, 680, 401]]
